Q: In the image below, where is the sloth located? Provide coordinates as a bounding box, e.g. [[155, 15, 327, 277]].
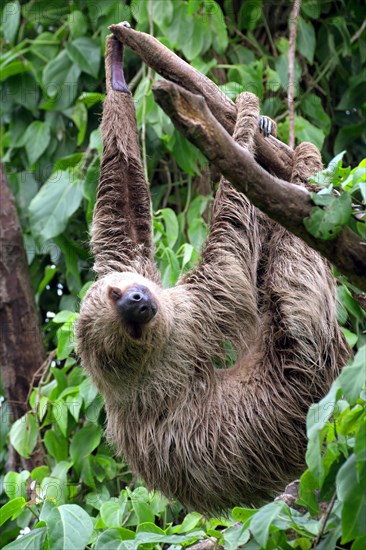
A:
[[76, 33, 349, 515]]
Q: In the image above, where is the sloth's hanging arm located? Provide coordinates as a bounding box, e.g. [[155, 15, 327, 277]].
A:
[[91, 34, 159, 282]]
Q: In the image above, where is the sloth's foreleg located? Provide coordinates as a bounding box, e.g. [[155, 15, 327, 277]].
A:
[[91, 32, 158, 280]]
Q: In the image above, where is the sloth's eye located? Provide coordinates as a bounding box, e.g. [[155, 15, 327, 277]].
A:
[[111, 289, 122, 300]]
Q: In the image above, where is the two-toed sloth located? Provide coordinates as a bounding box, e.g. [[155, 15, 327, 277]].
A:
[[76, 32, 349, 515]]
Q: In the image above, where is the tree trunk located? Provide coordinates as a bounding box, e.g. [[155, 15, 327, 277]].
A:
[[0, 164, 45, 470]]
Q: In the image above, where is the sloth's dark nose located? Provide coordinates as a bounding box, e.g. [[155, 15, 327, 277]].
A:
[[117, 285, 158, 324]]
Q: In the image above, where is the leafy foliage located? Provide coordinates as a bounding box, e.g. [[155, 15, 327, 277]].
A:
[[1, 0, 366, 549]]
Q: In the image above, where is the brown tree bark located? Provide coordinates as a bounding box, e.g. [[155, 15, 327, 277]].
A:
[[151, 82, 366, 292], [0, 164, 45, 470], [109, 22, 294, 180]]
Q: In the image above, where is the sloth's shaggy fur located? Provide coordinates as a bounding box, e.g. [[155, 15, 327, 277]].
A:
[[76, 36, 350, 515]]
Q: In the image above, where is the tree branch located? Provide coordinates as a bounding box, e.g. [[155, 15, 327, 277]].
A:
[[109, 22, 294, 180], [152, 81, 366, 291]]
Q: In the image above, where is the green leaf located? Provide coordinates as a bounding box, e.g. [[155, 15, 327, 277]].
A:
[[70, 424, 102, 472], [160, 208, 179, 248], [0, 60, 31, 81], [172, 511, 202, 533], [222, 523, 250, 549], [2, 1, 20, 44], [3, 471, 29, 500], [79, 377, 99, 408], [57, 321, 76, 360], [188, 218, 208, 252], [249, 501, 285, 547], [304, 192, 352, 240], [338, 346, 366, 403], [297, 17, 316, 64], [100, 501, 127, 528], [47, 504, 93, 550], [42, 51, 81, 109], [295, 116, 325, 149], [0, 497, 26, 526], [44, 429, 68, 461], [68, 10, 88, 39], [66, 38, 101, 79], [94, 528, 135, 549], [301, 94, 331, 134], [2, 527, 47, 549], [23, 121, 51, 166], [9, 413, 38, 459], [337, 455, 366, 542], [29, 170, 83, 242]]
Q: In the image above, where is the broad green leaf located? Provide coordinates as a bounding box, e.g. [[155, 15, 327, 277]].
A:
[[3, 471, 29, 500], [301, 94, 331, 134], [337, 455, 366, 542], [2, 527, 47, 549], [66, 38, 101, 79], [29, 170, 83, 241], [172, 511, 202, 533], [306, 380, 342, 477], [297, 17, 316, 64], [23, 121, 51, 165], [249, 501, 285, 547], [304, 191, 352, 239], [222, 523, 250, 550], [44, 429, 68, 461], [100, 501, 127, 528], [295, 116, 325, 149], [188, 218, 208, 252], [9, 413, 38, 459], [70, 424, 102, 471], [57, 322, 76, 360], [2, 1, 20, 44], [95, 528, 135, 550], [78, 91, 104, 107], [0, 497, 26, 526], [160, 208, 179, 247], [338, 346, 366, 403], [43, 50, 78, 97], [0, 61, 31, 81], [79, 377, 99, 408], [47, 504, 93, 550], [68, 10, 88, 39]]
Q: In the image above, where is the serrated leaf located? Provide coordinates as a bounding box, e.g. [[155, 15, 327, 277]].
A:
[[47, 504, 93, 550], [66, 38, 101, 79], [29, 171, 83, 241]]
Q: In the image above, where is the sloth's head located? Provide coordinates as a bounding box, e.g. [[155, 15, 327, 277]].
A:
[[76, 271, 173, 393]]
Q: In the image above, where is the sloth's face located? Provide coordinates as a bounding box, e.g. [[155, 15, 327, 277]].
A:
[[76, 272, 173, 389]]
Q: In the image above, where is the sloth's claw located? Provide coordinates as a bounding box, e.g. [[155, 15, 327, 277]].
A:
[[111, 36, 130, 93], [258, 116, 273, 138]]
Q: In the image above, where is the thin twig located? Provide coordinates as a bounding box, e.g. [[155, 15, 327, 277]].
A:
[[312, 492, 337, 548], [351, 19, 366, 43], [288, 0, 301, 149], [26, 349, 56, 404]]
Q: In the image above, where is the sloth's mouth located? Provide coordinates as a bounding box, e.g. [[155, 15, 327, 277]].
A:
[[126, 322, 143, 339]]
